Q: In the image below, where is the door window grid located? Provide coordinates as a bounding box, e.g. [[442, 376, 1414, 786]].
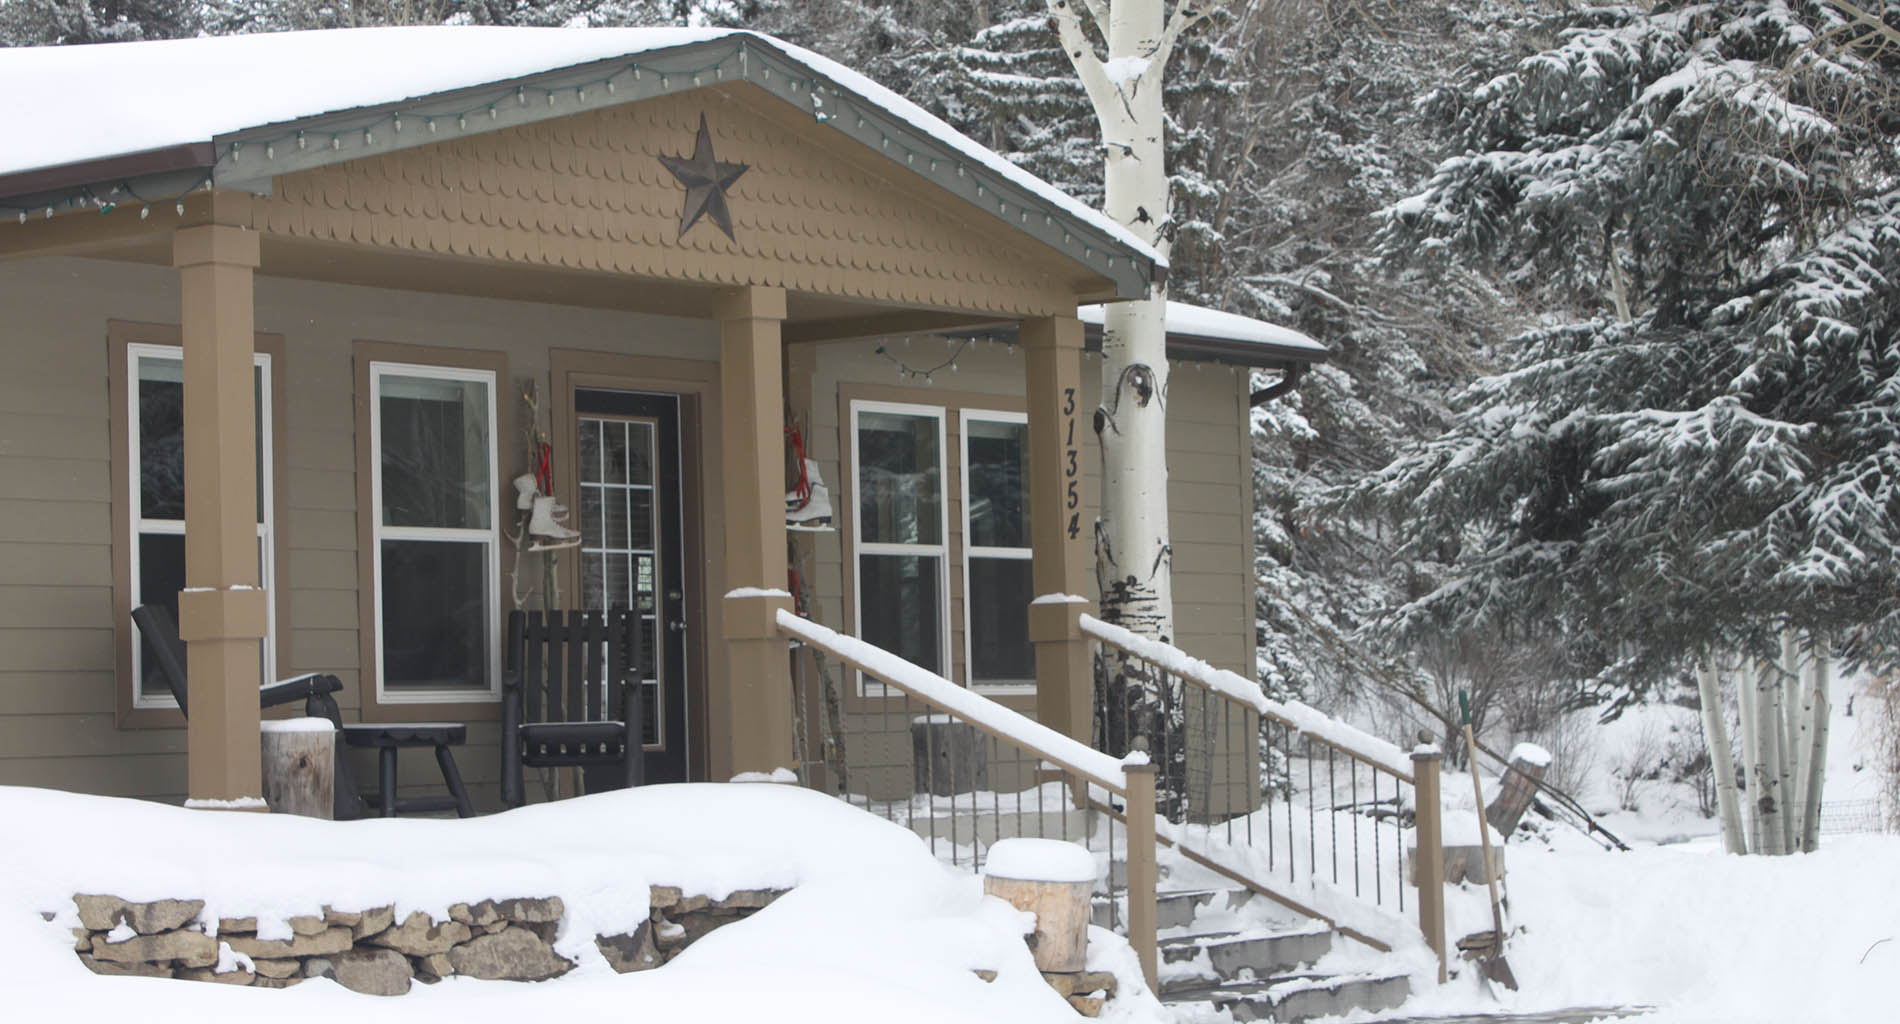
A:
[[961, 410, 1035, 694], [369, 362, 501, 703], [578, 415, 663, 748], [849, 401, 950, 697], [127, 343, 276, 707]]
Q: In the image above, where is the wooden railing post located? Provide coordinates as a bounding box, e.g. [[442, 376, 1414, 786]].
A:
[[1411, 741, 1447, 984], [1123, 761, 1159, 991]]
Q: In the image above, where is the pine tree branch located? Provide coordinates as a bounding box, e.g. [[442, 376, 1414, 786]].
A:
[[1045, 0, 1115, 113]]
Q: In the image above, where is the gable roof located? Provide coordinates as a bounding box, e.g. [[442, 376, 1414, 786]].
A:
[[0, 27, 1161, 299]]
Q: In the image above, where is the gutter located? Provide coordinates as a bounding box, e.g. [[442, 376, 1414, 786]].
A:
[[1249, 363, 1305, 407]]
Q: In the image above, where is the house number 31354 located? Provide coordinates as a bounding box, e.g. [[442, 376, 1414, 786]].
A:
[[1063, 387, 1080, 540]]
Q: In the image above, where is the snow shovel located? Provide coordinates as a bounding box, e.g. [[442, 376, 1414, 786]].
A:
[[1460, 691, 1519, 992]]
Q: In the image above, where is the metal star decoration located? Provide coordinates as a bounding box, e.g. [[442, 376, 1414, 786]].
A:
[[658, 113, 749, 241]]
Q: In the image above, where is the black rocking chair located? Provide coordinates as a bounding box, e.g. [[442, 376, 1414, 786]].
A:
[[501, 608, 644, 808], [132, 605, 475, 819]]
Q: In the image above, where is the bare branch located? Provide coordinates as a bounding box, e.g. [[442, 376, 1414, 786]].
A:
[[1044, 0, 1115, 112], [1151, 2, 1217, 70], [1819, 0, 1900, 53], [1079, 0, 1110, 37]]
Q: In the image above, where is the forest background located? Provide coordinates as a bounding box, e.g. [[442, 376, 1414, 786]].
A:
[[7, 0, 1898, 823]]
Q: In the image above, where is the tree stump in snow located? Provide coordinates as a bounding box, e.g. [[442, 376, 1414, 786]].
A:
[[911, 716, 988, 796], [261, 718, 335, 819], [1485, 743, 1551, 835], [983, 838, 1096, 973]]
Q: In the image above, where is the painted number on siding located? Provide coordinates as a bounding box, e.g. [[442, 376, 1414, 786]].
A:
[[1062, 387, 1080, 539]]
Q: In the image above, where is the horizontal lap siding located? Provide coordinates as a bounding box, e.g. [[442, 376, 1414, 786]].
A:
[[0, 258, 186, 797], [0, 255, 714, 808]]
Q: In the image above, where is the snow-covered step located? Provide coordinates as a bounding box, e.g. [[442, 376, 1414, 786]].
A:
[[1167, 970, 1410, 1022], [1159, 923, 1333, 984], [1092, 888, 1225, 931]]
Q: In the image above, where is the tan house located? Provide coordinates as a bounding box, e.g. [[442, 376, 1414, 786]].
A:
[[0, 26, 1324, 811]]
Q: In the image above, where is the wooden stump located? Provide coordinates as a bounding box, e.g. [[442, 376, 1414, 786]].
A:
[[983, 838, 1095, 973], [1485, 744, 1551, 835], [911, 716, 988, 796], [261, 718, 335, 819]]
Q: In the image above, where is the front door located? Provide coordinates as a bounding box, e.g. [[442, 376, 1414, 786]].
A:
[[574, 389, 689, 784]]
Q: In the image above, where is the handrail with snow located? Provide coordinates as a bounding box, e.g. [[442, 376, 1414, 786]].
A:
[[1079, 613, 1413, 782], [777, 609, 1133, 793], [775, 607, 1159, 987]]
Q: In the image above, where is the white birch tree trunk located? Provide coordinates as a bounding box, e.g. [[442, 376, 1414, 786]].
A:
[[1736, 653, 1760, 846], [1695, 657, 1747, 855], [1048, 0, 1208, 820], [1799, 638, 1831, 853], [1776, 634, 1799, 854], [1751, 660, 1789, 855]]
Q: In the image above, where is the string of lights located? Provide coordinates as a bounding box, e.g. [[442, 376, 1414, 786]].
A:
[[874, 337, 979, 383]]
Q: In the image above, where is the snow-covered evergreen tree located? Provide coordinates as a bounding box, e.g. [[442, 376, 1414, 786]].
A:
[[0, 0, 196, 43], [1358, 0, 1900, 708]]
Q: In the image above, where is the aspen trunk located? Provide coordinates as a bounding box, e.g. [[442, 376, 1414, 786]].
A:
[[1695, 658, 1747, 855], [1799, 639, 1832, 853], [1751, 660, 1788, 855], [1050, 0, 1197, 818], [1737, 655, 1760, 846], [1779, 631, 1802, 854]]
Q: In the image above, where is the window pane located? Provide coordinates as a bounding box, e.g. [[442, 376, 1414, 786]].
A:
[[379, 373, 491, 530], [380, 539, 488, 691], [857, 410, 941, 545], [969, 558, 1035, 685], [859, 553, 942, 673], [967, 419, 1030, 549], [137, 356, 184, 521], [136, 532, 185, 701]]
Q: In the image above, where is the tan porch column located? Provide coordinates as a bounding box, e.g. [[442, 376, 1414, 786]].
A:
[[713, 286, 795, 779], [1022, 315, 1093, 744], [173, 219, 268, 805]]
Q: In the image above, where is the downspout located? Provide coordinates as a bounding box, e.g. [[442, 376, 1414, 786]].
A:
[[1249, 363, 1305, 407]]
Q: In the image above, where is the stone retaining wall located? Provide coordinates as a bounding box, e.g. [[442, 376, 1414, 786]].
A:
[[69, 886, 785, 996]]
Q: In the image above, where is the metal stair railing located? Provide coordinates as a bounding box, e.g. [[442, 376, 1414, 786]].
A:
[[1081, 613, 1445, 966], [777, 608, 1161, 987]]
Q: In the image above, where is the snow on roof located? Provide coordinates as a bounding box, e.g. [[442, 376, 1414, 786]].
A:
[[0, 27, 1160, 268], [1077, 300, 1328, 357]]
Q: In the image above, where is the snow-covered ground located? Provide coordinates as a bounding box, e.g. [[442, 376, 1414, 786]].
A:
[[1373, 673, 1899, 1024], [2, 678, 1892, 1023], [0, 782, 1163, 1023]]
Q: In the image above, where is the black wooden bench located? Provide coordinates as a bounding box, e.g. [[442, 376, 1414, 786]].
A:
[[500, 608, 643, 808]]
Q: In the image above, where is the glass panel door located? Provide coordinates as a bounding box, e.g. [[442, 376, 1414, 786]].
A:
[[577, 415, 663, 748]]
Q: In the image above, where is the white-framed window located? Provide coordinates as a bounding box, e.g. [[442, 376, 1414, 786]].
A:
[[961, 410, 1034, 693], [126, 342, 276, 707], [850, 401, 950, 692], [368, 362, 501, 703]]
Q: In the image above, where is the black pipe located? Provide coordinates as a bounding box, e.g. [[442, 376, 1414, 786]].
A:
[[1249, 362, 1305, 406]]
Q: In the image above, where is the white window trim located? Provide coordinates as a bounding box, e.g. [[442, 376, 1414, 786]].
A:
[[127, 342, 277, 709], [368, 361, 502, 704], [960, 408, 1035, 696], [849, 400, 950, 695]]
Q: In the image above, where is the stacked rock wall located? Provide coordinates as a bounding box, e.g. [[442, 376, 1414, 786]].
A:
[[69, 887, 784, 995]]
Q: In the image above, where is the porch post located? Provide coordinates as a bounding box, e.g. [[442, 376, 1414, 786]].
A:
[[1022, 315, 1093, 744], [173, 217, 267, 806], [713, 285, 795, 779]]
